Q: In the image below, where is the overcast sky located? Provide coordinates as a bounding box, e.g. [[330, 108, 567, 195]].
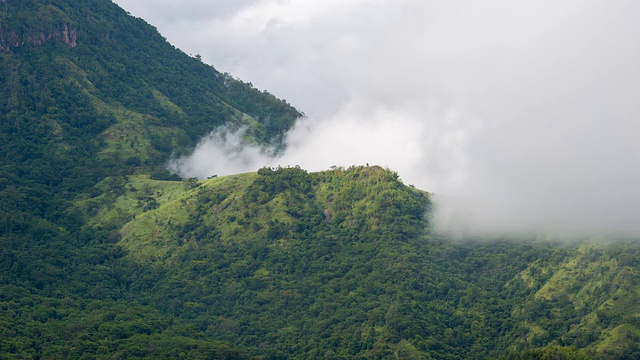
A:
[[113, 0, 640, 238]]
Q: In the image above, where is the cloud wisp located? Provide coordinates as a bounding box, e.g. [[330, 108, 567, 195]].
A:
[[115, 0, 640, 239], [170, 101, 472, 194]]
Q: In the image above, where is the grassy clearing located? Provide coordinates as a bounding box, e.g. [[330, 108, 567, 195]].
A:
[[114, 173, 263, 262]]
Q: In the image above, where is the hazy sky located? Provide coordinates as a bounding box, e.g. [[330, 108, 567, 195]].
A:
[[113, 0, 640, 238]]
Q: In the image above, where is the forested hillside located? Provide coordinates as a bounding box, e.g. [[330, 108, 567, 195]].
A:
[[78, 166, 640, 359], [3, 164, 640, 358], [2, 1, 640, 359], [0, 0, 301, 245], [0, 0, 298, 357]]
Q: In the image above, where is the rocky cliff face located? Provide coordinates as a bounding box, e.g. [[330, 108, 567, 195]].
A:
[[0, 23, 77, 52]]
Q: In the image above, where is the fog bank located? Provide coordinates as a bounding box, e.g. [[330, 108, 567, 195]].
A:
[[117, 0, 640, 238]]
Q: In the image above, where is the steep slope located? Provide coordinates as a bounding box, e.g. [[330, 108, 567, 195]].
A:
[[0, 0, 299, 298], [0, 0, 300, 150], [0, 0, 301, 241], [0, 2, 299, 358]]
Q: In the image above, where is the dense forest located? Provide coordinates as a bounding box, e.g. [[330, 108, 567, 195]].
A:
[[1, 1, 640, 359]]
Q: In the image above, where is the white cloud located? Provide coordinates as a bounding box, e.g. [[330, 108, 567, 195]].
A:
[[114, 0, 640, 238], [170, 102, 473, 196]]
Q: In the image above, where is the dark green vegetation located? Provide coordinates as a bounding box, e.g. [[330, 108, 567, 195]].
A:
[[4, 164, 640, 359], [2, 1, 640, 359], [0, 0, 301, 258]]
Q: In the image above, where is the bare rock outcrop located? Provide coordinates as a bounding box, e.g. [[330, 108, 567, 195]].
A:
[[0, 23, 77, 52]]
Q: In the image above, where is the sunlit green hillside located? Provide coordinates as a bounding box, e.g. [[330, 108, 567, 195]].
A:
[[0, 0, 301, 250], [68, 167, 640, 358]]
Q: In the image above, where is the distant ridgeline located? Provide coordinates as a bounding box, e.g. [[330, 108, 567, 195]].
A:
[[2, 1, 640, 360]]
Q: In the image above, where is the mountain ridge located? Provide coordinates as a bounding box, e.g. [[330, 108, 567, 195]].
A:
[[0, 0, 301, 246]]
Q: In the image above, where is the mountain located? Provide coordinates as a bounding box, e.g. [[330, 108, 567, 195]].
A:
[[0, 0, 300, 318], [2, 1, 640, 359], [0, 0, 300, 222], [78, 166, 640, 359], [5, 164, 640, 359], [0, 0, 298, 357]]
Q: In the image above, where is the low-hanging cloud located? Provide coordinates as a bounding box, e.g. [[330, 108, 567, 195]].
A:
[[115, 0, 640, 239], [167, 127, 268, 178], [170, 101, 472, 194]]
